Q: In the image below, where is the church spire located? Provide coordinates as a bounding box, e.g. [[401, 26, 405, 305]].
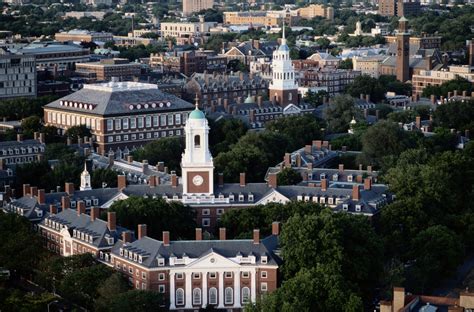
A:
[[281, 23, 286, 46], [80, 161, 91, 191]]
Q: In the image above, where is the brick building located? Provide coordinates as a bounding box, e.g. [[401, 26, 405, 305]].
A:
[[75, 58, 142, 82], [43, 81, 194, 155]]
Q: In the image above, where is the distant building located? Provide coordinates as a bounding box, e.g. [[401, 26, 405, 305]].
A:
[[396, 16, 410, 82], [297, 4, 334, 21], [412, 65, 474, 96], [183, 0, 214, 16], [55, 30, 114, 43], [297, 68, 361, 96], [352, 55, 388, 78], [220, 40, 278, 66], [64, 11, 108, 20], [80, 0, 112, 7], [112, 36, 156, 47], [160, 17, 217, 45], [150, 51, 208, 77], [378, 0, 420, 17], [75, 58, 142, 82], [0, 48, 36, 99], [43, 81, 194, 155], [307, 52, 341, 69]]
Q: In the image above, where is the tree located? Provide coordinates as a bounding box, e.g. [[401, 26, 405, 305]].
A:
[[95, 273, 130, 311], [422, 77, 473, 98], [92, 168, 118, 188], [64, 125, 92, 141], [345, 75, 386, 103], [21, 116, 42, 138], [324, 94, 360, 133], [277, 167, 302, 185], [433, 99, 474, 134], [108, 196, 196, 240], [303, 90, 328, 107], [131, 137, 184, 174], [107, 290, 165, 312], [316, 37, 331, 49], [208, 118, 248, 156], [339, 58, 353, 69]]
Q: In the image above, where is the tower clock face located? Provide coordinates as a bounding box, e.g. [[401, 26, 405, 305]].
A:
[[192, 175, 204, 186]]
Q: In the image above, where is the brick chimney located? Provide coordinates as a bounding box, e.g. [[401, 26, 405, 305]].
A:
[[253, 229, 260, 244], [240, 172, 246, 187], [149, 175, 156, 187], [90, 207, 100, 222], [352, 185, 360, 201], [49, 204, 57, 215], [195, 228, 202, 241], [284, 153, 291, 167], [313, 140, 322, 150], [157, 162, 164, 172], [39, 133, 45, 144], [268, 173, 277, 188], [393, 287, 405, 312], [23, 183, 30, 196], [122, 231, 132, 243], [272, 221, 280, 236], [61, 195, 70, 209], [117, 175, 126, 191], [219, 227, 226, 240], [65, 182, 74, 195], [77, 200, 85, 216], [338, 164, 344, 173], [364, 178, 372, 191], [30, 186, 37, 197], [107, 211, 116, 231], [218, 173, 224, 187], [295, 154, 302, 167], [304, 145, 312, 154], [321, 178, 328, 191], [171, 171, 178, 187], [17, 133, 23, 142], [37, 189, 45, 205], [415, 116, 421, 129], [127, 155, 133, 164], [367, 165, 372, 173], [138, 224, 147, 239], [163, 231, 170, 246]]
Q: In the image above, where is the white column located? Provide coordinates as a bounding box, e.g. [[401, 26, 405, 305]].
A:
[[218, 272, 224, 308], [250, 268, 257, 303], [185, 272, 192, 309], [234, 270, 241, 308], [202, 272, 208, 308], [169, 272, 176, 310]]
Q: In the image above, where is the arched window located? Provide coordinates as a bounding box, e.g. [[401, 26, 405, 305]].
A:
[[194, 135, 200, 148], [225, 287, 233, 305], [176, 288, 184, 305], [193, 288, 201, 305], [209, 287, 218, 305], [242, 287, 250, 304]]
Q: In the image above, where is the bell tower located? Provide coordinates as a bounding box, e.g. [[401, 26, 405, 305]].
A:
[[181, 96, 214, 195], [80, 162, 92, 191], [396, 16, 410, 83], [268, 24, 299, 107]]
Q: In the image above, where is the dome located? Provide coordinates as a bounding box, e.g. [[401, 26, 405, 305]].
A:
[[189, 107, 205, 119], [278, 44, 290, 52]]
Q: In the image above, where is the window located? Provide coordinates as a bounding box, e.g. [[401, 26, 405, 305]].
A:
[[176, 288, 184, 305], [159, 284, 165, 293], [137, 117, 144, 128], [168, 114, 174, 125], [261, 283, 268, 292], [145, 116, 151, 127], [130, 118, 136, 129], [115, 119, 121, 130], [142, 272, 147, 280], [129, 266, 133, 274], [107, 120, 113, 131], [141, 283, 146, 290], [209, 287, 217, 305], [242, 287, 250, 304], [209, 272, 216, 279], [261, 256, 267, 264], [217, 209, 224, 215], [158, 258, 165, 266], [176, 273, 184, 279], [225, 272, 232, 278], [123, 118, 129, 129], [153, 116, 159, 126], [261, 271, 267, 278], [224, 287, 233, 305], [159, 273, 165, 280], [175, 113, 181, 124], [160, 115, 166, 126], [202, 218, 210, 227], [202, 209, 210, 216], [194, 135, 200, 147], [193, 288, 201, 305], [242, 271, 250, 278], [193, 272, 201, 279]]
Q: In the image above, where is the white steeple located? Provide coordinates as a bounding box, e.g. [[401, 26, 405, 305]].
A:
[[269, 23, 298, 92], [181, 96, 214, 195], [80, 162, 92, 191]]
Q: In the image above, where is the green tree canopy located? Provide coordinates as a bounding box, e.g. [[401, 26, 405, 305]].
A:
[[131, 137, 184, 174], [277, 167, 303, 186], [324, 94, 360, 133]]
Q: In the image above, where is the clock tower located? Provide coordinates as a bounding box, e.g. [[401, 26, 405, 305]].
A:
[[396, 16, 410, 83], [181, 97, 214, 195]]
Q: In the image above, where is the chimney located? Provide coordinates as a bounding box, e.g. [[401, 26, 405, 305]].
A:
[[171, 171, 178, 187], [39, 133, 45, 144], [415, 116, 421, 129], [141, 160, 149, 172], [84, 148, 90, 156], [367, 165, 372, 173], [108, 152, 114, 166], [61, 195, 70, 209], [268, 173, 277, 188], [65, 182, 74, 195], [149, 175, 156, 187], [463, 90, 467, 97], [393, 287, 405, 312], [37, 189, 45, 205], [359, 164, 363, 171], [219, 227, 226, 240], [17, 133, 23, 142], [67, 137, 72, 146], [157, 162, 164, 172], [338, 164, 344, 173], [465, 129, 470, 139], [321, 178, 328, 191], [22, 183, 30, 196], [163, 231, 170, 246], [90, 207, 100, 222], [365, 94, 370, 102], [117, 175, 127, 191], [352, 185, 360, 201], [364, 178, 372, 191], [304, 145, 312, 154], [313, 140, 322, 150], [272, 221, 280, 236], [375, 109, 380, 121], [430, 94, 436, 104], [284, 153, 291, 167], [360, 93, 364, 100], [77, 137, 83, 146], [77, 200, 85, 216], [257, 95, 263, 107], [30, 186, 38, 197], [218, 172, 224, 187], [49, 204, 57, 215], [240, 172, 246, 187], [253, 229, 260, 244], [122, 231, 132, 243], [138, 224, 147, 239], [107, 212, 116, 231], [195, 228, 202, 241], [295, 154, 302, 167], [127, 155, 133, 164], [33, 132, 39, 140]]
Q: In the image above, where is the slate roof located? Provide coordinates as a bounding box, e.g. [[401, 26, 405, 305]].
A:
[[111, 234, 280, 268], [0, 139, 44, 151], [44, 82, 194, 117]]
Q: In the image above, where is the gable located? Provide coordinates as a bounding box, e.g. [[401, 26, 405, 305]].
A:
[[186, 251, 241, 269], [256, 189, 290, 205], [102, 193, 128, 208]]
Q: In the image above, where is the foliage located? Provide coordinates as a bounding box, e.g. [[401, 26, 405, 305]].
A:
[[0, 288, 57, 312], [108, 196, 196, 240], [203, 33, 238, 53], [95, 273, 130, 311], [346, 75, 411, 104], [64, 125, 92, 141], [106, 290, 165, 312], [324, 94, 360, 133], [131, 137, 185, 174], [208, 118, 248, 156], [338, 58, 353, 69], [303, 90, 328, 107], [20, 116, 42, 138], [433, 99, 474, 134], [277, 168, 303, 186], [91, 168, 118, 189], [0, 95, 58, 121]]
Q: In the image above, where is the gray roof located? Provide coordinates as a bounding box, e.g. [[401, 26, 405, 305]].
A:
[[111, 234, 280, 268], [0, 139, 44, 150], [45, 82, 194, 117]]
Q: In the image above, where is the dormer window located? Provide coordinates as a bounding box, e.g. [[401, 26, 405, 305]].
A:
[[86, 200, 91, 206], [89, 236, 93, 243], [248, 194, 254, 202], [343, 204, 349, 211], [71, 201, 76, 208], [332, 173, 338, 181], [157, 258, 165, 266], [238, 194, 244, 202], [120, 248, 124, 256], [355, 204, 362, 212], [93, 199, 99, 205], [261, 256, 268, 264], [134, 253, 138, 261], [229, 193, 234, 202], [138, 256, 142, 264], [347, 175, 353, 182], [320, 173, 326, 180], [128, 252, 133, 260]]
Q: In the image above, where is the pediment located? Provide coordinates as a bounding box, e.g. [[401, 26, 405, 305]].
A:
[[186, 251, 240, 269], [256, 189, 290, 205]]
